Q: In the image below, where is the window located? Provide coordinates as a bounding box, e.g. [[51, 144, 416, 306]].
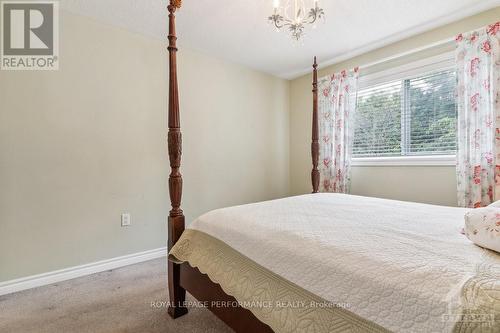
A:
[[352, 55, 457, 165]]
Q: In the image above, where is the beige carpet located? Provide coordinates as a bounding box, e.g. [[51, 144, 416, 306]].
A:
[[0, 258, 233, 333]]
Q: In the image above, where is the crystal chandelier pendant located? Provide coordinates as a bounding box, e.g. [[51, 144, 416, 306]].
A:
[[268, 0, 325, 41]]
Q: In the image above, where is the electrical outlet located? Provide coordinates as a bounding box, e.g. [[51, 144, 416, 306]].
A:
[[121, 213, 131, 227]]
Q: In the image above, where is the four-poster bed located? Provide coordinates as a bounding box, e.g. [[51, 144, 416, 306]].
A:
[[165, 2, 500, 332]]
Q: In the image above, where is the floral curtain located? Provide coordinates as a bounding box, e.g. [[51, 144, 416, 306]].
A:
[[456, 22, 500, 208], [318, 68, 359, 193]]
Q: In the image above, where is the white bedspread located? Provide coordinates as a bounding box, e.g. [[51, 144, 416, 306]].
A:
[[188, 193, 500, 333]]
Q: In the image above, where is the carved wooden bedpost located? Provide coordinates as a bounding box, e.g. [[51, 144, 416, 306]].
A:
[[311, 57, 320, 193], [167, 0, 188, 319]]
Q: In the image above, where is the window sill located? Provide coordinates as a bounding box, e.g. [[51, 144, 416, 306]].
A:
[[351, 155, 456, 166]]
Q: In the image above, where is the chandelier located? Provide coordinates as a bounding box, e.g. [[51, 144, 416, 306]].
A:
[[268, 0, 325, 41]]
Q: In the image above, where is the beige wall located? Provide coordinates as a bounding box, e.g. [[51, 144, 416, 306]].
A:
[[290, 7, 500, 206], [0, 12, 289, 282]]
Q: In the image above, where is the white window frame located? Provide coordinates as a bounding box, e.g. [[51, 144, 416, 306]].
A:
[[352, 52, 456, 167]]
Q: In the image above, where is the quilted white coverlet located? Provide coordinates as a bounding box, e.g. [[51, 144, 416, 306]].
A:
[[188, 193, 500, 333]]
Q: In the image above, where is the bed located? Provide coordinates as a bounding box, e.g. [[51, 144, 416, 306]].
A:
[[164, 2, 500, 332], [170, 194, 500, 332]]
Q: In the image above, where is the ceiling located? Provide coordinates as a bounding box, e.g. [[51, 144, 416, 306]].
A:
[[61, 0, 499, 79]]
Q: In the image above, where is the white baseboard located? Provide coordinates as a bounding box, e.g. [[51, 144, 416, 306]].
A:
[[0, 247, 166, 296]]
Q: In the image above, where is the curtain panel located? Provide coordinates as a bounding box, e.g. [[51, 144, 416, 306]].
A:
[[456, 22, 500, 208], [318, 68, 359, 193]]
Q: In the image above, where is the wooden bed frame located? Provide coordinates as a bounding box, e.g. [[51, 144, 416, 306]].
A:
[[166, 1, 319, 331]]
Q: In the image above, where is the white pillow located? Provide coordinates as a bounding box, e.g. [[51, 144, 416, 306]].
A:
[[464, 207, 500, 253], [487, 200, 500, 208]]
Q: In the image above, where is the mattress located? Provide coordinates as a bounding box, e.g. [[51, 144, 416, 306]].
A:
[[169, 193, 500, 332]]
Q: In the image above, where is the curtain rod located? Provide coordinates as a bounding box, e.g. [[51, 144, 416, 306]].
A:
[[358, 37, 455, 71]]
